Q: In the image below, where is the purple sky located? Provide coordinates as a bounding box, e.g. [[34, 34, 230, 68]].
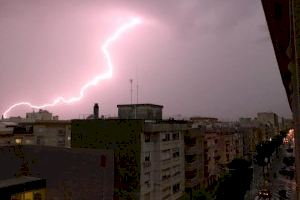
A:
[[0, 0, 292, 120]]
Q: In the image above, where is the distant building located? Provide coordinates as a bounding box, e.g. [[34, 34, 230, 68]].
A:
[[0, 145, 114, 200], [0, 176, 46, 200], [117, 104, 163, 120], [72, 118, 187, 200], [19, 120, 71, 148], [202, 122, 243, 187], [257, 112, 279, 128], [281, 118, 294, 130], [26, 109, 58, 122], [0, 120, 71, 148], [190, 117, 218, 125]]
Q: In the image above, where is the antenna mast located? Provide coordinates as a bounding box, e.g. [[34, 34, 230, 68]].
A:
[[129, 79, 133, 105]]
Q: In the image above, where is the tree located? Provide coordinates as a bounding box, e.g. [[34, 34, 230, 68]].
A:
[[215, 159, 252, 200]]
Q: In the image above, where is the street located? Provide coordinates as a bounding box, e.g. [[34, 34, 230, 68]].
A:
[[247, 142, 296, 200]]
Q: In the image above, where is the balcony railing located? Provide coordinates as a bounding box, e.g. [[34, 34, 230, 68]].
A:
[[143, 161, 151, 168]]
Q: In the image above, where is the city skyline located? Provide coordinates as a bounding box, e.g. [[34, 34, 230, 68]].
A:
[[0, 0, 292, 120]]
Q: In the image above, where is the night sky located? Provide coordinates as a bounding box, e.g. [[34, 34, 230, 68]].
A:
[[0, 0, 292, 120]]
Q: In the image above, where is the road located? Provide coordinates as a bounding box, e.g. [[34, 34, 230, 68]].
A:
[[246, 143, 296, 200]]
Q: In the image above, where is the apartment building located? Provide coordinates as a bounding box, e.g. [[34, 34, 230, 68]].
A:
[[26, 109, 58, 122], [14, 121, 71, 148], [71, 104, 187, 200], [203, 130, 220, 187], [0, 120, 71, 148], [143, 121, 186, 200], [184, 124, 205, 193]]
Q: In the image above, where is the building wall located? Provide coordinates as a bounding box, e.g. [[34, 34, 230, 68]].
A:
[[257, 112, 279, 128], [0, 145, 114, 200], [141, 122, 186, 200], [32, 122, 71, 148], [26, 110, 53, 122], [117, 104, 163, 120], [203, 132, 220, 187], [184, 127, 204, 192], [71, 119, 143, 200], [14, 121, 71, 148]]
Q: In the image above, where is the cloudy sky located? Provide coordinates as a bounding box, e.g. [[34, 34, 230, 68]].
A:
[[0, 0, 292, 120]]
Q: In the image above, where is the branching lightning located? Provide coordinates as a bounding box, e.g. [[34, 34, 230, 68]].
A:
[[3, 18, 142, 118]]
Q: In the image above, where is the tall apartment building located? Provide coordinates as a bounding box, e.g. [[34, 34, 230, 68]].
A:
[[203, 131, 220, 187], [184, 124, 205, 193], [261, 1, 300, 197], [71, 104, 187, 200]]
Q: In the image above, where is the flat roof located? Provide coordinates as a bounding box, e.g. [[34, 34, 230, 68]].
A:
[[117, 103, 163, 108], [0, 176, 44, 188], [19, 120, 71, 125]]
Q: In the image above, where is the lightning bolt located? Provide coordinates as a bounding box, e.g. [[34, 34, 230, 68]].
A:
[[3, 17, 142, 118]]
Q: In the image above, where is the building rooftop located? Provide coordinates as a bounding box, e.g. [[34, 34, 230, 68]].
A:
[[19, 120, 71, 125], [117, 103, 163, 108], [0, 176, 44, 188]]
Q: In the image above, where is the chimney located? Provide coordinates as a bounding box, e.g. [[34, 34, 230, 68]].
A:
[[94, 103, 99, 119]]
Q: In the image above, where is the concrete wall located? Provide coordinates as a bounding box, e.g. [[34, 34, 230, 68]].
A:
[[0, 145, 114, 200]]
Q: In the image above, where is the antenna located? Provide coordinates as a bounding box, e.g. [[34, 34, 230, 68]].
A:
[[136, 81, 139, 105], [129, 79, 133, 104], [136, 65, 139, 105]]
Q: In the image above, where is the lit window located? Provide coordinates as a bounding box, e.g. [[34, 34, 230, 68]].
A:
[[15, 138, 22, 144]]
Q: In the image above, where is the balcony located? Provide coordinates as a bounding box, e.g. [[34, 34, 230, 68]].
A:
[[142, 161, 151, 168], [185, 160, 198, 171], [185, 145, 198, 154], [185, 176, 200, 188]]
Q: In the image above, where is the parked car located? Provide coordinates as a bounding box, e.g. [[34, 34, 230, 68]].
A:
[[258, 189, 271, 199]]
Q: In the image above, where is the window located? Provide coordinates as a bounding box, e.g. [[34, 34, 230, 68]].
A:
[[36, 136, 45, 145], [144, 133, 150, 142], [15, 138, 22, 145], [162, 133, 170, 142], [57, 129, 66, 137], [100, 155, 106, 167], [173, 165, 181, 177], [185, 169, 197, 179], [144, 172, 150, 187], [173, 183, 180, 194], [33, 192, 42, 200], [144, 192, 150, 200], [172, 147, 180, 158], [162, 168, 171, 181], [185, 154, 196, 163], [145, 152, 151, 162], [161, 149, 171, 161], [172, 132, 179, 140]]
